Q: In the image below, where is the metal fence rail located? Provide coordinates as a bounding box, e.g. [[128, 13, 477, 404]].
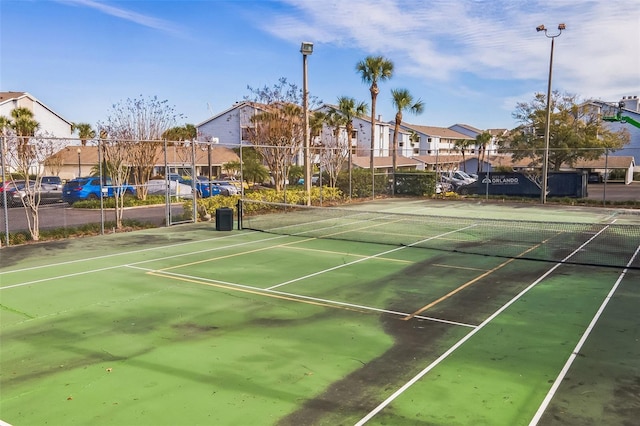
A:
[[1, 136, 638, 247]]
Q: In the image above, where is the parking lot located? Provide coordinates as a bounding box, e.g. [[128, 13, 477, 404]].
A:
[[586, 181, 640, 201]]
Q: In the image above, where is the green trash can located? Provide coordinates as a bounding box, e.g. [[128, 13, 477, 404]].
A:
[[215, 208, 234, 231]]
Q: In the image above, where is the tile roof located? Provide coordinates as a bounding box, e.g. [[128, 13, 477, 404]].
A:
[[401, 123, 472, 139]]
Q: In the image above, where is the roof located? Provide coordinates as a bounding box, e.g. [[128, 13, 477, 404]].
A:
[[450, 123, 482, 133], [484, 154, 539, 168], [401, 122, 472, 139], [0, 91, 73, 126], [0, 91, 27, 103], [573, 156, 635, 169], [351, 155, 421, 169], [50, 145, 240, 166], [486, 128, 509, 137], [412, 154, 464, 165], [196, 101, 268, 127]]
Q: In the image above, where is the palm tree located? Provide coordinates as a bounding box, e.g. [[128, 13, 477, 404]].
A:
[[308, 110, 326, 181], [390, 89, 424, 194], [10, 107, 39, 165], [475, 131, 492, 173], [0, 115, 11, 134], [409, 130, 420, 152], [453, 138, 475, 172], [331, 97, 368, 197], [309, 110, 326, 134], [10, 107, 39, 139], [356, 55, 394, 197], [72, 122, 96, 146]]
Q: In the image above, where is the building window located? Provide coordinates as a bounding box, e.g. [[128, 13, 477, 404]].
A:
[[241, 127, 254, 141]]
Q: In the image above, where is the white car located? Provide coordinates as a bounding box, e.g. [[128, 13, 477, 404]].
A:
[[210, 180, 239, 195], [441, 171, 476, 189], [147, 179, 193, 198]]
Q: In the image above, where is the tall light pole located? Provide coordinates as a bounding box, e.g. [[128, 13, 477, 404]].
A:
[[537, 23, 565, 204], [76, 147, 82, 177], [301, 41, 313, 206]]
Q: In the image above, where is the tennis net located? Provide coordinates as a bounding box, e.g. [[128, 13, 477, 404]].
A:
[[239, 200, 640, 270]]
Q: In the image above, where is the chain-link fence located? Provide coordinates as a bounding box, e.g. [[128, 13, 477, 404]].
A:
[[1, 137, 638, 246]]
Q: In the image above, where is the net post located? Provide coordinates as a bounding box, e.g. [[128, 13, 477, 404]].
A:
[[237, 199, 243, 230]]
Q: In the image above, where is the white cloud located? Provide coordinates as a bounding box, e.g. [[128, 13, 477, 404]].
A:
[[56, 0, 184, 36], [262, 0, 639, 100]]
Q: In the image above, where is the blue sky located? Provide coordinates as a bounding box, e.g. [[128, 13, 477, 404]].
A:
[[1, 0, 638, 132]]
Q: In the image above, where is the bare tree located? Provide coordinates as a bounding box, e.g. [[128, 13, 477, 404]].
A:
[[244, 78, 318, 192], [319, 109, 347, 188], [4, 131, 65, 241], [247, 103, 303, 191], [100, 96, 182, 204], [1, 108, 66, 241]]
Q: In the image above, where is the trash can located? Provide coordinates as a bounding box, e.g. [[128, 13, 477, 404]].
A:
[[215, 208, 234, 231]]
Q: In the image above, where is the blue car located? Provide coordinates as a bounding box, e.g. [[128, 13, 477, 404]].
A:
[[62, 177, 136, 204], [179, 177, 223, 197]]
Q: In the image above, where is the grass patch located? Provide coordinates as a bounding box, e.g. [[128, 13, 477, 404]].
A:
[[1, 219, 157, 246]]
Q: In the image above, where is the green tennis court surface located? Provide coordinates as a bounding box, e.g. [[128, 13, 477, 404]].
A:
[[1, 200, 639, 425]]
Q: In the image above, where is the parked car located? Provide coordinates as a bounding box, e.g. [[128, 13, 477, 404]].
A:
[[440, 171, 476, 190], [8, 181, 63, 207], [41, 176, 63, 190], [456, 181, 480, 195], [147, 179, 193, 198], [180, 178, 223, 197], [209, 180, 239, 195], [297, 174, 321, 186], [62, 177, 136, 204], [0, 180, 25, 205]]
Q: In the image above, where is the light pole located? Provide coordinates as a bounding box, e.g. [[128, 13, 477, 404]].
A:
[[301, 41, 313, 206], [207, 137, 218, 197], [76, 147, 82, 177], [537, 23, 565, 204]]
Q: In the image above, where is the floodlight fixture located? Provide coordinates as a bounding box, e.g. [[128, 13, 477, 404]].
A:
[[300, 42, 314, 56], [536, 25, 546, 32]]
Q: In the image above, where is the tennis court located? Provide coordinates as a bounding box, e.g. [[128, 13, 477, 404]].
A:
[[1, 199, 639, 425]]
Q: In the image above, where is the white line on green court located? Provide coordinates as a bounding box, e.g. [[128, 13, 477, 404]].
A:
[[266, 224, 478, 291], [528, 243, 640, 426], [0, 233, 289, 290], [355, 224, 613, 426], [134, 266, 477, 329], [0, 230, 267, 276]]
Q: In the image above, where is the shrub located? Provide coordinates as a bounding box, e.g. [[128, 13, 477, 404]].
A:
[[394, 172, 438, 196], [336, 169, 387, 198], [71, 195, 167, 209], [183, 187, 345, 220]]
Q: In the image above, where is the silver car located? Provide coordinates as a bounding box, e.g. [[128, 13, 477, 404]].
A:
[[210, 180, 239, 196], [9, 182, 63, 207]]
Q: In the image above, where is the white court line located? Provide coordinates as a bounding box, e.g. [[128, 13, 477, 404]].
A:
[[528, 243, 640, 426], [134, 266, 477, 329], [0, 230, 264, 276], [267, 224, 478, 291], [0, 233, 289, 290], [354, 224, 613, 426]]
